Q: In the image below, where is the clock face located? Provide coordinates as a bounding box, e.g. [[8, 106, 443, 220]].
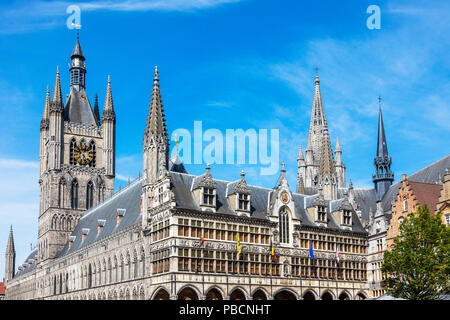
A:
[[73, 143, 93, 166], [281, 191, 289, 204]]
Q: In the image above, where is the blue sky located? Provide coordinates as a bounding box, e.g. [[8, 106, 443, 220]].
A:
[[0, 0, 449, 279]]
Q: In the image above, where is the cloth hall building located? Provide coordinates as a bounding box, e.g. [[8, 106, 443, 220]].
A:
[[4, 38, 449, 300]]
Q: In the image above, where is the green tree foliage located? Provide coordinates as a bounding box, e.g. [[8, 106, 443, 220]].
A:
[[381, 205, 450, 299]]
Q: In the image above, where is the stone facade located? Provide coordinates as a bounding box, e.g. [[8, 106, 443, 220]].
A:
[[4, 38, 450, 301]]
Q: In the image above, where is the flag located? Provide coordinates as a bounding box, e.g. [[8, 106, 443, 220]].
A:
[[271, 239, 275, 261], [336, 245, 340, 264], [200, 232, 204, 247], [237, 234, 241, 255], [309, 242, 315, 260]]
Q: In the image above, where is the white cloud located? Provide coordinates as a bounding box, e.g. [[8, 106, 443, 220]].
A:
[[0, 0, 243, 34]]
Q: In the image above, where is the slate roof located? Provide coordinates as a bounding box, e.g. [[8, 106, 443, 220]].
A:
[[64, 87, 97, 126], [170, 171, 367, 234], [14, 249, 37, 277], [56, 177, 143, 257]]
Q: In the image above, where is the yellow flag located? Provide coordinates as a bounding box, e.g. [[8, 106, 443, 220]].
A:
[[237, 234, 241, 255]]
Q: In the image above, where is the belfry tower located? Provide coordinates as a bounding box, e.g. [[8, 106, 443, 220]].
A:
[[37, 36, 115, 265], [372, 98, 394, 200]]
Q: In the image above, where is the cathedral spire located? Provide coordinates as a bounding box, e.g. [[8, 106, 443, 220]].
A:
[[306, 70, 328, 158], [373, 97, 394, 200], [6, 225, 15, 253], [5, 225, 16, 282], [51, 66, 63, 112], [40, 85, 50, 130]]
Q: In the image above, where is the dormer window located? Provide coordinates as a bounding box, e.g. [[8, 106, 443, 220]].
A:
[[194, 164, 217, 211], [238, 193, 250, 211], [317, 205, 327, 222], [343, 210, 352, 225], [202, 187, 215, 206], [116, 209, 126, 225]]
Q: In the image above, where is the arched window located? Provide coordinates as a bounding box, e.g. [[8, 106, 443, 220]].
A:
[[98, 182, 105, 203], [89, 141, 96, 167], [71, 179, 79, 209], [279, 207, 289, 243], [58, 178, 66, 208], [70, 138, 76, 165], [88, 264, 92, 288], [86, 181, 94, 209]]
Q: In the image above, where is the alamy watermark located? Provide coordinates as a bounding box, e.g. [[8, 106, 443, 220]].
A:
[[171, 121, 280, 176], [366, 5, 381, 30]]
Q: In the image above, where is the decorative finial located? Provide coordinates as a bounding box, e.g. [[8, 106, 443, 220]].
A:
[[241, 169, 245, 179], [315, 66, 320, 83], [206, 163, 210, 173], [281, 161, 286, 171]]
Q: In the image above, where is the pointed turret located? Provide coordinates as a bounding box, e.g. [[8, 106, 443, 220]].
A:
[[40, 85, 50, 130], [143, 66, 169, 186], [334, 135, 346, 188], [297, 145, 306, 194], [319, 128, 336, 177], [144, 66, 168, 145], [71, 34, 85, 61], [51, 66, 63, 113], [5, 225, 16, 282], [102, 76, 116, 177], [318, 127, 337, 200], [102, 76, 115, 121], [335, 136, 342, 153], [373, 98, 394, 200], [48, 66, 64, 171], [93, 93, 101, 125]]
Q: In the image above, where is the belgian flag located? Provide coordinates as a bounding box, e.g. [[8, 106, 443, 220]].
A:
[[271, 239, 275, 261]]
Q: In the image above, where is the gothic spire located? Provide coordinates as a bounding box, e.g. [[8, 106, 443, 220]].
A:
[[40, 85, 50, 129], [102, 75, 115, 121], [145, 66, 168, 145], [376, 99, 388, 157], [51, 66, 63, 112], [373, 98, 394, 200], [6, 225, 15, 254]]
